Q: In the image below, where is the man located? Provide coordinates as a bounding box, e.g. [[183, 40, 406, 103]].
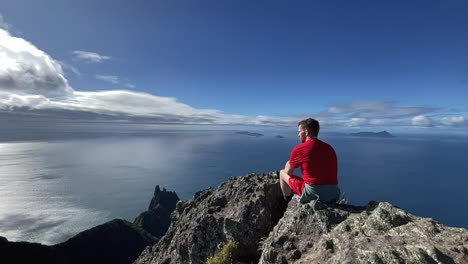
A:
[[279, 118, 340, 203]]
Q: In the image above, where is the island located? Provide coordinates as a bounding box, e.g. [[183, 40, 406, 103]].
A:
[[235, 131, 264, 137], [350, 130, 394, 138], [275, 135, 284, 139]]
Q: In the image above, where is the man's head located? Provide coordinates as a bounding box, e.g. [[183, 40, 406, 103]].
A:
[[297, 118, 320, 143]]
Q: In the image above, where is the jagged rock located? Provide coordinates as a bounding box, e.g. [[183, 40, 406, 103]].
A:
[[147, 186, 179, 212], [259, 201, 468, 264], [134, 185, 179, 238], [134, 171, 287, 264]]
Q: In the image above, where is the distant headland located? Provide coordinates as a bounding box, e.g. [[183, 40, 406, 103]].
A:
[[350, 131, 394, 138], [235, 131, 264, 137]]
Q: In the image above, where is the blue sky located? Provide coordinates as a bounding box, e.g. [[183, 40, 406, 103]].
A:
[[0, 0, 467, 131]]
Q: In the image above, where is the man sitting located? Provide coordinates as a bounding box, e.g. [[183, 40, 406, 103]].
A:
[[279, 118, 340, 203]]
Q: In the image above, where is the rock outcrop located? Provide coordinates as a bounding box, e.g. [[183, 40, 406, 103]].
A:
[[135, 172, 468, 264], [259, 201, 468, 264], [134, 172, 287, 264], [134, 185, 180, 239]]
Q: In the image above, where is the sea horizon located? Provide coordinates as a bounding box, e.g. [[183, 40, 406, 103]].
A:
[[1, 124, 467, 245]]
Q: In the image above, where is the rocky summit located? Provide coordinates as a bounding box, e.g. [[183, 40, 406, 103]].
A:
[[135, 172, 468, 264]]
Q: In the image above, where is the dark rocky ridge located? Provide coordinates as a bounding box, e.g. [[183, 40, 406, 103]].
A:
[[0, 186, 178, 264], [0, 219, 155, 264]]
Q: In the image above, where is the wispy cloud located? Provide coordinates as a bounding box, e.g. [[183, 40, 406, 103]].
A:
[[323, 101, 432, 118], [95, 75, 119, 84], [95, 74, 135, 88], [72, 50, 111, 63], [58, 61, 81, 77], [0, 14, 11, 30]]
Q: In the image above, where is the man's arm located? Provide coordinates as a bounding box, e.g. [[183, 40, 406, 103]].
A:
[[284, 161, 295, 175]]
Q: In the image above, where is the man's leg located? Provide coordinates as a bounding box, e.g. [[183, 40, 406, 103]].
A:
[[279, 169, 292, 199]]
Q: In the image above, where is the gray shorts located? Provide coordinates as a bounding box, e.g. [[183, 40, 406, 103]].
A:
[[300, 184, 340, 204]]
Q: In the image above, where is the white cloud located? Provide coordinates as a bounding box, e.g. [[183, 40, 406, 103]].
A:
[[0, 21, 290, 125], [440, 116, 465, 126], [95, 75, 119, 84], [411, 115, 433, 127], [72, 50, 111, 63], [0, 28, 74, 98]]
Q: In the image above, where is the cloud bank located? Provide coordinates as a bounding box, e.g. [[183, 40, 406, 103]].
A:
[[0, 27, 466, 129]]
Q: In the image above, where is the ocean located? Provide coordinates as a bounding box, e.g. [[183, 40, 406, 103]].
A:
[[1, 123, 467, 245]]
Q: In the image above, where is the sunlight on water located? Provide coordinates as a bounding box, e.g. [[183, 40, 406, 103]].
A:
[[0, 142, 109, 244]]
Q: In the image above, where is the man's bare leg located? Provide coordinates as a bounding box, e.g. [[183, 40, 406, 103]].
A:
[[279, 169, 292, 199]]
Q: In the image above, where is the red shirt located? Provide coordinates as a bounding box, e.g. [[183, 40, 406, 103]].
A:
[[289, 138, 338, 185]]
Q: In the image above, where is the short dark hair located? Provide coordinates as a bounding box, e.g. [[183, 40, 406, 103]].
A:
[[298, 118, 320, 137]]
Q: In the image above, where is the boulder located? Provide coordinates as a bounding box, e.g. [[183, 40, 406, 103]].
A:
[[259, 201, 468, 264]]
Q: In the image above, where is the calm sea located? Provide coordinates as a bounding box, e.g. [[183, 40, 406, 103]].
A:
[[1, 123, 467, 245]]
